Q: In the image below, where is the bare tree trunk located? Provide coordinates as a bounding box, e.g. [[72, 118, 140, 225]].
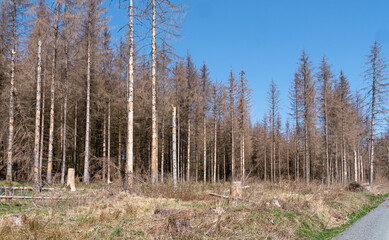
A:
[[7, 0, 17, 182], [305, 122, 309, 184], [39, 64, 46, 185], [177, 108, 180, 182], [354, 149, 357, 182], [278, 140, 281, 182], [126, 0, 134, 189], [33, 40, 42, 194], [83, 0, 92, 183], [287, 140, 290, 180], [73, 102, 77, 170], [172, 106, 177, 187], [118, 122, 122, 180], [231, 118, 235, 181], [161, 119, 165, 182], [60, 44, 69, 185], [107, 99, 111, 183], [203, 117, 206, 183], [335, 143, 338, 183], [47, 0, 60, 184], [370, 101, 375, 185], [151, 0, 158, 185], [103, 113, 106, 181], [187, 119, 190, 182], [214, 118, 217, 183]]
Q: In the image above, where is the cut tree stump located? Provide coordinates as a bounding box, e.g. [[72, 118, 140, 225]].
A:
[[154, 206, 191, 232], [230, 181, 242, 199], [67, 168, 76, 191]]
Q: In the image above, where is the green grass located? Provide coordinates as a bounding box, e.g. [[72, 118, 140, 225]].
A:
[[300, 193, 389, 240]]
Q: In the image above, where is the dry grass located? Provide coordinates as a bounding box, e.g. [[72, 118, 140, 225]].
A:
[[0, 179, 388, 239]]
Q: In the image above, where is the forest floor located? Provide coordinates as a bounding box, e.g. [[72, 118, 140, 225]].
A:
[[0, 179, 388, 239]]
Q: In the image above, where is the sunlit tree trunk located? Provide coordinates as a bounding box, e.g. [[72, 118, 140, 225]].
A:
[[83, 0, 92, 183], [47, 0, 60, 184], [172, 106, 177, 187], [107, 99, 111, 183], [187, 119, 190, 181], [73, 102, 77, 171], [33, 40, 42, 193], [213, 117, 217, 183], [161, 119, 165, 182], [103, 114, 106, 181], [203, 117, 206, 183], [151, 0, 158, 185], [126, 0, 134, 189]]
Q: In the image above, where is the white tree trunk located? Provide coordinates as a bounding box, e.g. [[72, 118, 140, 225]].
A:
[[187, 119, 190, 182], [107, 99, 111, 183], [126, 0, 134, 189], [151, 0, 158, 185], [33, 40, 42, 193], [172, 106, 177, 187]]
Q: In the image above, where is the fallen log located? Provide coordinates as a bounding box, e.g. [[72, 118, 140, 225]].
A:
[[0, 195, 88, 200], [0, 187, 65, 191]]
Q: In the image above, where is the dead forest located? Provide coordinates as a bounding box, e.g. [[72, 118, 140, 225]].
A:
[[1, 0, 389, 194]]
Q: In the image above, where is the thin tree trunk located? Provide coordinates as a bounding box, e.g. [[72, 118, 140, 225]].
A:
[[278, 140, 281, 182], [47, 0, 60, 184], [354, 149, 357, 182], [33, 40, 42, 193], [126, 0, 134, 189], [172, 106, 177, 187], [370, 96, 375, 185], [83, 0, 92, 183], [161, 119, 165, 182], [203, 117, 206, 183], [39, 63, 46, 185], [151, 0, 158, 185], [231, 118, 235, 181], [214, 118, 217, 183], [118, 122, 122, 180], [107, 99, 111, 183], [61, 44, 69, 185], [187, 119, 190, 182], [73, 102, 77, 170], [103, 114, 106, 181], [7, 0, 17, 182]]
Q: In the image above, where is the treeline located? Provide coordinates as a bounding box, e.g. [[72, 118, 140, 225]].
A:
[[0, 0, 388, 190]]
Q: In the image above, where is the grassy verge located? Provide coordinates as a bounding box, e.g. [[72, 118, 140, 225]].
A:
[[306, 192, 389, 240]]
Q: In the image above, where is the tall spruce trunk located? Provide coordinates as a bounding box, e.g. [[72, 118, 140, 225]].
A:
[[231, 117, 235, 181], [7, 0, 17, 182], [118, 122, 122, 180], [203, 117, 206, 183], [151, 0, 158, 184], [213, 118, 217, 183], [39, 68, 45, 184], [172, 106, 177, 187], [33, 40, 42, 193], [126, 0, 134, 189], [60, 44, 69, 184], [187, 119, 190, 182], [161, 119, 165, 182], [370, 82, 375, 185], [103, 114, 107, 181], [83, 0, 92, 183], [73, 102, 77, 170], [47, 0, 60, 184], [107, 99, 111, 183]]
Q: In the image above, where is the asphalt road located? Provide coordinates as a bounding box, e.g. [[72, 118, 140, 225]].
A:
[[332, 198, 389, 240]]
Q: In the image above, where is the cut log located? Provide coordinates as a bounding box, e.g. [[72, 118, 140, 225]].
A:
[[230, 181, 242, 199], [67, 168, 76, 191]]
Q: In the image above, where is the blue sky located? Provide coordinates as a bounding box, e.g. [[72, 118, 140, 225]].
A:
[[106, 0, 389, 124]]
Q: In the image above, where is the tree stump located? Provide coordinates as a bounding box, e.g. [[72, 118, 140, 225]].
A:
[[168, 215, 190, 232], [230, 181, 242, 199], [67, 168, 76, 192]]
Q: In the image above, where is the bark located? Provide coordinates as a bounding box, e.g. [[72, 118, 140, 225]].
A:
[[47, 0, 60, 184], [61, 44, 69, 185], [33, 40, 42, 194], [187, 119, 190, 182], [172, 106, 177, 187], [203, 117, 206, 183], [73, 102, 77, 170], [126, 0, 134, 189], [83, 0, 92, 183], [161, 119, 165, 182], [107, 99, 111, 183], [7, 1, 17, 182], [118, 122, 122, 180], [151, 0, 158, 184], [103, 114, 106, 181], [39, 65, 45, 184], [214, 117, 217, 183]]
